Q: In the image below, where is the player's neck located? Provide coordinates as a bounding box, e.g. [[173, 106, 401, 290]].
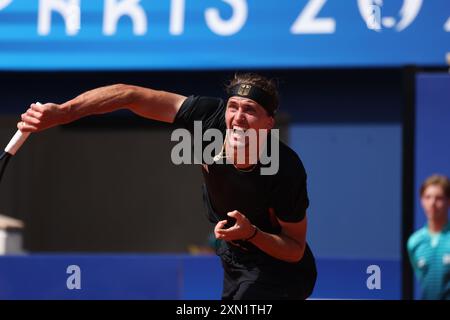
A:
[[428, 216, 448, 234], [224, 134, 268, 169], [232, 148, 257, 170], [225, 144, 260, 170]]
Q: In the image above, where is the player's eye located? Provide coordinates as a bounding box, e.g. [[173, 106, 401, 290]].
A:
[[228, 103, 238, 110], [244, 106, 256, 114]]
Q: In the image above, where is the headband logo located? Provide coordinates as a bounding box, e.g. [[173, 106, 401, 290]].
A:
[[237, 84, 251, 96]]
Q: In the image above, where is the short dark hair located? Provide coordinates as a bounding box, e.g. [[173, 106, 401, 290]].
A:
[[420, 174, 450, 198], [225, 73, 279, 116]]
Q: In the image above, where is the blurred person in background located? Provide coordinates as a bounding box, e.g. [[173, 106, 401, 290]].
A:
[[407, 174, 450, 300]]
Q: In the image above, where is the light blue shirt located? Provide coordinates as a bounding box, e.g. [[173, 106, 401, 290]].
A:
[[407, 223, 450, 300]]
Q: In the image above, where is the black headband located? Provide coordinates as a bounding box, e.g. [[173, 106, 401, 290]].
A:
[[228, 83, 277, 116]]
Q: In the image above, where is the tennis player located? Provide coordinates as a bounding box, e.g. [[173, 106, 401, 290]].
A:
[[18, 73, 317, 300]]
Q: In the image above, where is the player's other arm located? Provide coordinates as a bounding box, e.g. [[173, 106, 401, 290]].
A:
[[250, 215, 307, 263], [18, 84, 187, 132], [216, 210, 307, 263]]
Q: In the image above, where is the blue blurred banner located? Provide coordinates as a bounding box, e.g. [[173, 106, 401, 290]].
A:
[[0, 254, 399, 299], [0, 0, 449, 70], [0, 254, 223, 300]]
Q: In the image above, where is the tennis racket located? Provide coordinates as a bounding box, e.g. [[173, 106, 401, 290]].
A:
[[0, 102, 41, 184]]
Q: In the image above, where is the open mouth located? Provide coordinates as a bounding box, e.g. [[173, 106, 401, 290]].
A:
[[232, 126, 248, 134]]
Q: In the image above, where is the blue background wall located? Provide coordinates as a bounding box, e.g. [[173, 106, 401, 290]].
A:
[[0, 255, 401, 300], [283, 70, 403, 299], [415, 73, 450, 229]]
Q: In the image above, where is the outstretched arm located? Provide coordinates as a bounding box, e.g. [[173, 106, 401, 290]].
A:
[[18, 84, 187, 132]]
